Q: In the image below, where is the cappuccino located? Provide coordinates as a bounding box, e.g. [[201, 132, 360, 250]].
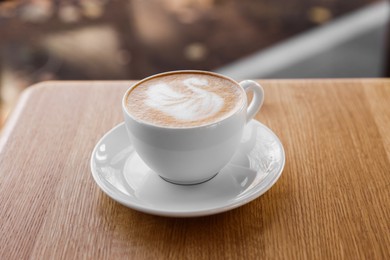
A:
[[125, 71, 245, 127]]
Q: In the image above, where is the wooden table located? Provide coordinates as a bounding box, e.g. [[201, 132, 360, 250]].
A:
[[1, 79, 389, 259]]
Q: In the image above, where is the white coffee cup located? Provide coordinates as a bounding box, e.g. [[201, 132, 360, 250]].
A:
[[122, 71, 264, 185]]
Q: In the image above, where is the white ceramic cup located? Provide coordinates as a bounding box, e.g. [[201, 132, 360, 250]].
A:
[[122, 71, 264, 185]]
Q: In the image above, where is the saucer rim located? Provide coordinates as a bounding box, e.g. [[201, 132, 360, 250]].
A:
[[90, 121, 285, 217]]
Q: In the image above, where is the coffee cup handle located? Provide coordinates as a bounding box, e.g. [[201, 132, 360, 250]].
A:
[[239, 80, 264, 122]]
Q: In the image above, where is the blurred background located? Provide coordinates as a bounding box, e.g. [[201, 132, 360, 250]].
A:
[[0, 0, 389, 126]]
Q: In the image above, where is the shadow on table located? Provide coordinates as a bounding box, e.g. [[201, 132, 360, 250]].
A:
[[97, 181, 289, 256]]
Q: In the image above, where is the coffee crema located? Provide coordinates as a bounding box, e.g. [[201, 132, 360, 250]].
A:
[[125, 72, 245, 127]]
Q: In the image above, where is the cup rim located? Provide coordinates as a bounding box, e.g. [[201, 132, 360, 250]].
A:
[[122, 70, 247, 130]]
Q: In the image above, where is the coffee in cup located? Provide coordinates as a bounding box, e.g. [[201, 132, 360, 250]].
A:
[[125, 72, 245, 128], [122, 70, 264, 185]]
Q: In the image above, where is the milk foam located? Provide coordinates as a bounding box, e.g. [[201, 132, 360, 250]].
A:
[[145, 77, 224, 121], [126, 72, 244, 127]]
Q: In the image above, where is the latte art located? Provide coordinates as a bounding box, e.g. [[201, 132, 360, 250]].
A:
[[125, 72, 244, 127], [146, 78, 224, 121]]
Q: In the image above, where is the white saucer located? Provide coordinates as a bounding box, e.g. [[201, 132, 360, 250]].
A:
[[91, 120, 285, 217]]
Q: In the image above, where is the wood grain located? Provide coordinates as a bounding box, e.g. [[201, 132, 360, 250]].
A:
[[0, 79, 389, 259]]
